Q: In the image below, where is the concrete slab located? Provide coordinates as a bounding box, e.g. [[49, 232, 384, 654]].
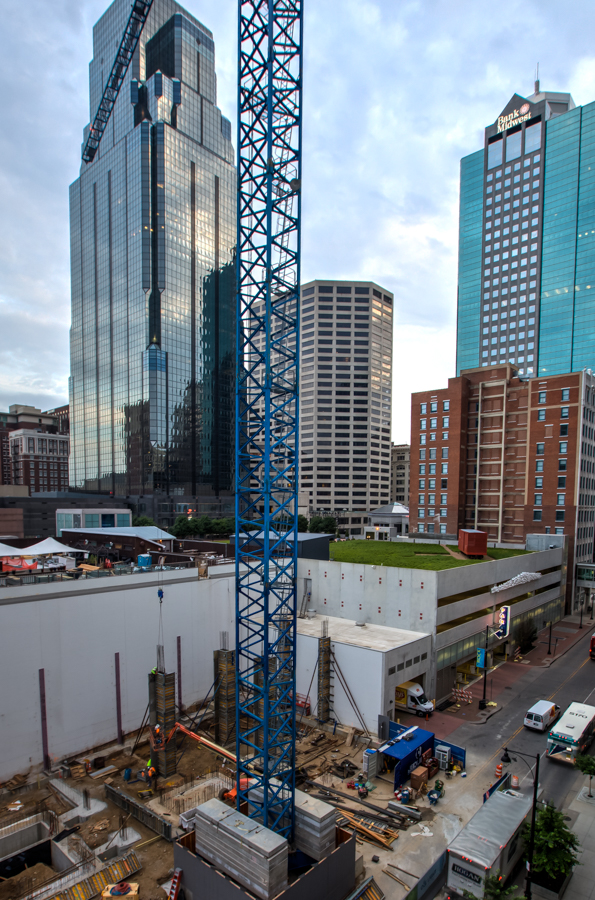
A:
[[51, 779, 107, 820]]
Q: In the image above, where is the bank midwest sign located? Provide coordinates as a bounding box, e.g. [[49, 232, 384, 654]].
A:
[[497, 102, 531, 133]]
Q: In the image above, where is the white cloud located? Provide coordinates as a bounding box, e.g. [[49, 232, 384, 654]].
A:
[[1, 0, 595, 436]]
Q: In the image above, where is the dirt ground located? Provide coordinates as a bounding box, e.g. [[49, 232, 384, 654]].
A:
[[0, 863, 56, 900]]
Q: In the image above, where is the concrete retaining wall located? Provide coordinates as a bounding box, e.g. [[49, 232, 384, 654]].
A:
[[0, 571, 234, 781]]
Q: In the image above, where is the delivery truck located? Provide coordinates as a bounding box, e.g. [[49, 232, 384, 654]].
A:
[[446, 788, 532, 899], [394, 681, 434, 717]]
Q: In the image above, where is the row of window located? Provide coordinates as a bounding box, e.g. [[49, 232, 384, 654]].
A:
[[420, 401, 449, 413], [420, 433, 449, 443], [419, 494, 448, 505], [419, 463, 448, 475], [533, 510, 565, 522], [536, 441, 568, 454], [538, 389, 570, 403], [421, 417, 449, 429]]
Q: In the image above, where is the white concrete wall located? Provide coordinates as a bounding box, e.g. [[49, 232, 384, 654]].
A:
[[295, 633, 383, 734], [297, 560, 438, 633], [0, 571, 235, 781]]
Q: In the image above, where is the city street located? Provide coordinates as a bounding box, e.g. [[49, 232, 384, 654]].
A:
[[447, 622, 595, 808]]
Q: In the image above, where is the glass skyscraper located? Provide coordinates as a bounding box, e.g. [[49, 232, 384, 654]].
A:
[[69, 0, 236, 524], [456, 86, 595, 378]]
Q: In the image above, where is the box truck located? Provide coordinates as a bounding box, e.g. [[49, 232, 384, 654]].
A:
[[394, 681, 434, 717], [446, 788, 532, 899]]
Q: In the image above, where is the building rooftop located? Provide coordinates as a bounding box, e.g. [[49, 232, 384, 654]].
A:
[[329, 541, 529, 571], [297, 614, 429, 652], [369, 503, 409, 516], [63, 526, 172, 541]]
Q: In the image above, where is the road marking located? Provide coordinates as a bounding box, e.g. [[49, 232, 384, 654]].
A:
[[466, 652, 592, 786]]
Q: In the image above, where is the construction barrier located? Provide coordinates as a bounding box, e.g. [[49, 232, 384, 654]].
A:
[[452, 687, 473, 705]]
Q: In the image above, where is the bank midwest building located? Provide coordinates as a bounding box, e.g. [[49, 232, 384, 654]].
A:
[[457, 83, 595, 379]]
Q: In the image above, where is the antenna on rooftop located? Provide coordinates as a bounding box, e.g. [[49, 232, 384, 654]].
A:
[[534, 63, 540, 95]]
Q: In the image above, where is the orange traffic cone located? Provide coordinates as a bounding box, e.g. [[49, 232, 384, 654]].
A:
[[495, 763, 503, 779]]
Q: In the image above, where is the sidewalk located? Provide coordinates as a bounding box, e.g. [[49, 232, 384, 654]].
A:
[[514, 613, 593, 667], [561, 775, 595, 899]]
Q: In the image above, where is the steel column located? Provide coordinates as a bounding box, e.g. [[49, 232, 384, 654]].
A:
[[39, 668, 50, 772], [115, 652, 123, 744], [235, 0, 303, 839]]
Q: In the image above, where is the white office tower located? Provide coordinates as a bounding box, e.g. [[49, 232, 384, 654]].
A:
[[299, 281, 393, 532]]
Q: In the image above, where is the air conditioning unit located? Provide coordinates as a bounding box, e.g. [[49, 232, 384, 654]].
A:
[[435, 744, 451, 770]]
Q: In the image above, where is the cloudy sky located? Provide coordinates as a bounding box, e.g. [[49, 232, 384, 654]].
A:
[[2, 0, 595, 441]]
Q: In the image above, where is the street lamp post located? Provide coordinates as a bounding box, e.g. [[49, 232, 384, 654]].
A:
[[547, 620, 552, 655], [579, 592, 584, 629], [501, 747, 540, 900]]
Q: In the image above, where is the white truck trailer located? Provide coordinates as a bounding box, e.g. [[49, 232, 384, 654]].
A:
[[446, 788, 532, 899]]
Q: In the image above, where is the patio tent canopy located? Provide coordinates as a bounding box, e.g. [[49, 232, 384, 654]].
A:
[[21, 538, 83, 556]]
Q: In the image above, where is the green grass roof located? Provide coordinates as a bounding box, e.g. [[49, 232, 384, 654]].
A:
[[329, 541, 529, 571]]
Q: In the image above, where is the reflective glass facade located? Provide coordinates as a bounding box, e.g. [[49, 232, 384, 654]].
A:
[[456, 90, 595, 379], [69, 0, 236, 519]]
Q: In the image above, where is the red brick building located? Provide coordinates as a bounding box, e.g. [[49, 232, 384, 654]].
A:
[[410, 365, 595, 608], [0, 405, 70, 491]]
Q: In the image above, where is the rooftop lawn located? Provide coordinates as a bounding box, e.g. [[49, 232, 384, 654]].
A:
[[328, 541, 529, 571]]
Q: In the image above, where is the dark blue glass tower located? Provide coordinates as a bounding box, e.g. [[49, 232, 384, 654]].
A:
[[456, 86, 595, 379]]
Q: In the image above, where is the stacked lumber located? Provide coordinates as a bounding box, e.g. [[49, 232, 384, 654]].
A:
[[337, 810, 399, 849]]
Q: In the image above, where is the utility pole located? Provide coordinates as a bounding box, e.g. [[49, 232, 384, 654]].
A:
[[547, 620, 552, 655]]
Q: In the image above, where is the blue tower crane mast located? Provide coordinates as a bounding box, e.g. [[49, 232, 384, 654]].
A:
[[235, 0, 303, 839], [82, 0, 154, 163]]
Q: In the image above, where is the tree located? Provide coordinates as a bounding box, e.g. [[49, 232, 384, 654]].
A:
[[308, 515, 323, 533], [132, 515, 156, 527], [170, 515, 192, 538], [575, 753, 595, 798], [297, 515, 309, 533], [528, 802, 579, 883], [513, 618, 537, 654], [462, 871, 519, 899], [320, 515, 336, 533]]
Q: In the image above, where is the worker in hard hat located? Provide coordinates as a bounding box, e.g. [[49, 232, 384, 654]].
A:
[[147, 764, 157, 788]]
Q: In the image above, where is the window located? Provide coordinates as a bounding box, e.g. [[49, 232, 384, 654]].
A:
[[117, 513, 131, 527], [555, 527, 564, 535], [536, 442, 544, 455], [559, 459, 567, 471], [441, 463, 448, 474], [430, 402, 438, 413], [443, 400, 450, 411], [560, 424, 568, 437], [419, 480, 426, 489], [440, 494, 447, 505], [536, 460, 544, 472], [418, 494, 425, 505], [418, 509, 425, 518], [561, 389, 570, 402], [441, 448, 449, 459], [429, 449, 437, 459], [420, 403, 427, 414], [559, 441, 568, 454], [440, 524, 447, 534], [429, 464, 436, 474], [488, 137, 503, 169], [420, 434, 426, 445], [561, 407, 569, 419], [555, 510, 565, 522], [420, 418, 427, 430], [388, 666, 396, 676], [535, 477, 543, 488], [430, 417, 437, 429], [441, 478, 448, 488], [557, 494, 565, 506], [558, 476, 566, 488], [534, 494, 542, 506], [525, 121, 541, 154], [419, 464, 426, 475], [442, 416, 449, 428], [533, 509, 542, 521], [85, 514, 99, 528], [537, 409, 545, 421]]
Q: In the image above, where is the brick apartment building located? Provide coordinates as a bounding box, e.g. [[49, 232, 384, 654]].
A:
[[0, 406, 69, 488], [410, 364, 595, 607]]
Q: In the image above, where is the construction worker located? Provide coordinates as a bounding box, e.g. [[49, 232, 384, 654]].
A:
[[153, 723, 164, 747], [146, 764, 157, 788]]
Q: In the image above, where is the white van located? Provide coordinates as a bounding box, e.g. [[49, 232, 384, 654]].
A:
[[524, 700, 560, 732]]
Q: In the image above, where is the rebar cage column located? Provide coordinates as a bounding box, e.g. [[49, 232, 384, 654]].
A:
[[235, 0, 303, 839]]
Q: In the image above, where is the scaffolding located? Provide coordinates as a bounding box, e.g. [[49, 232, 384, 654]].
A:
[[214, 647, 236, 746], [317, 619, 332, 723], [149, 670, 177, 776]]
